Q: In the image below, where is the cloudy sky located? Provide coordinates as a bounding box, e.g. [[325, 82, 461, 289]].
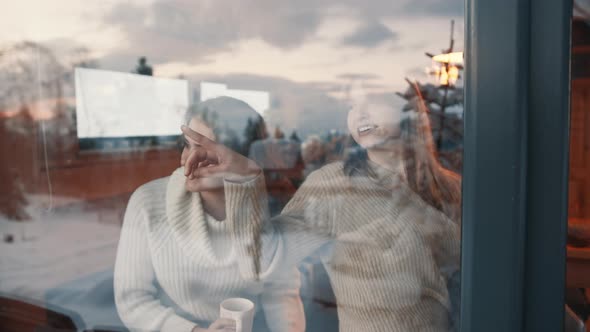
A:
[[1, 0, 464, 135]]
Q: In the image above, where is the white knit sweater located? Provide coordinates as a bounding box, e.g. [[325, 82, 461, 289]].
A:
[[114, 168, 304, 332], [226, 161, 461, 332]]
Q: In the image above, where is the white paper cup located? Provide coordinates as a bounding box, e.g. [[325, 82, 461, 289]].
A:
[[219, 298, 255, 332]]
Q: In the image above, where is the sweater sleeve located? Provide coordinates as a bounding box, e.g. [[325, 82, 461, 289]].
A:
[[260, 267, 306, 332], [114, 190, 197, 332], [224, 169, 335, 281]]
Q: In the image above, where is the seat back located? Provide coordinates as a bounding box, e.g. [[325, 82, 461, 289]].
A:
[[0, 296, 78, 332]]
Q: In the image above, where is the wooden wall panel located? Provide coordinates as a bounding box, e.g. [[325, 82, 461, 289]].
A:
[[569, 79, 590, 219]]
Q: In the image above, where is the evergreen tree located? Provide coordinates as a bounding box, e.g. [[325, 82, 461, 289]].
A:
[[290, 131, 301, 142], [274, 126, 285, 139], [243, 117, 265, 155], [135, 56, 153, 76]]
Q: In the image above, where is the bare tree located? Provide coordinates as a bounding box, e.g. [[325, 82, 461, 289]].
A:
[[0, 41, 66, 221]]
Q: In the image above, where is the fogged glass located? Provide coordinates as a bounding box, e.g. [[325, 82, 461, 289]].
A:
[[0, 2, 464, 332], [566, 1, 590, 330]]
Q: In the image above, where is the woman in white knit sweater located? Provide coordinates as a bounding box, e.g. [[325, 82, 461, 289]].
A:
[[181, 83, 461, 332], [114, 97, 305, 332]]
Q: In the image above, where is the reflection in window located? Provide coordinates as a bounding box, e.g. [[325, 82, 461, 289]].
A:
[[0, 1, 464, 331]]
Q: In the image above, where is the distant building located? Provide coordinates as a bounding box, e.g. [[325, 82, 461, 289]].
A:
[[200, 82, 270, 116]]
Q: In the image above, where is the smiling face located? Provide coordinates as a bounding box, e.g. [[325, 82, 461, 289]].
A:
[[181, 116, 224, 192], [347, 97, 403, 150]]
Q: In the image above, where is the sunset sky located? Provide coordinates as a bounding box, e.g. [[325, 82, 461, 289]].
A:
[[0, 0, 464, 134]]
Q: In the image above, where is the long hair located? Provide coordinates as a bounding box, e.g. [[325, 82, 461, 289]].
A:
[[344, 83, 462, 221]]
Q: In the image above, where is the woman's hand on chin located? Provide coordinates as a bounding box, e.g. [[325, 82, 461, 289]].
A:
[[181, 125, 261, 183], [192, 318, 236, 332]]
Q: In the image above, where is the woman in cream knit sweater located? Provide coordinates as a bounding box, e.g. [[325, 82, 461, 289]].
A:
[[181, 84, 461, 332], [114, 97, 305, 332]]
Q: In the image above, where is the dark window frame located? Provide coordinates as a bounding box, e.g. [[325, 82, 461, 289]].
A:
[[461, 0, 572, 331]]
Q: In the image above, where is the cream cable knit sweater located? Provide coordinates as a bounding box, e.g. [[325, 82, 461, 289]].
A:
[[226, 161, 460, 332], [114, 168, 304, 332]]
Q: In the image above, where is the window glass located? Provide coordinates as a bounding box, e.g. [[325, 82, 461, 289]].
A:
[[0, 2, 464, 331]]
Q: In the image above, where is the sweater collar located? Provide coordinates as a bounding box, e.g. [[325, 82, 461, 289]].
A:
[[365, 159, 407, 190], [165, 167, 235, 266]]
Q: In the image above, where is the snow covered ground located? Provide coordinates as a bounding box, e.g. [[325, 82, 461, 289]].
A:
[[0, 196, 122, 330], [0, 220, 119, 297]]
